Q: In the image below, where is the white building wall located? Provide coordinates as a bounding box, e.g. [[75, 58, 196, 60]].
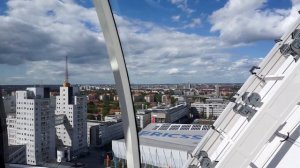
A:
[[15, 88, 55, 165], [191, 102, 226, 118], [55, 86, 87, 156], [112, 140, 191, 168], [7, 115, 17, 145]]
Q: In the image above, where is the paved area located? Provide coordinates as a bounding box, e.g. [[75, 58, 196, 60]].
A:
[[75, 148, 107, 168]]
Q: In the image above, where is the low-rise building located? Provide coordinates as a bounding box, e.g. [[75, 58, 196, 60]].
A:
[[150, 104, 189, 123], [104, 114, 121, 122], [191, 101, 227, 118], [136, 110, 151, 130], [144, 95, 154, 103], [132, 94, 144, 102], [87, 120, 123, 147], [161, 95, 171, 105], [112, 123, 209, 168]]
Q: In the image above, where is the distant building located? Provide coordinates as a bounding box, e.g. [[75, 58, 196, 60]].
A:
[[87, 120, 123, 148], [132, 94, 144, 102], [206, 98, 224, 104], [99, 94, 110, 101], [184, 91, 195, 96], [136, 110, 151, 129], [173, 90, 183, 95], [191, 101, 226, 118], [144, 95, 154, 103], [104, 114, 122, 122], [15, 87, 55, 165], [113, 95, 119, 101], [150, 104, 189, 123], [161, 95, 171, 105]]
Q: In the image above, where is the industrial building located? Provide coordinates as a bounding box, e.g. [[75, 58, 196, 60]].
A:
[[112, 123, 209, 168]]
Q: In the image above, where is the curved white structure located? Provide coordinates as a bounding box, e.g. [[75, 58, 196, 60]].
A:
[[186, 17, 300, 168]]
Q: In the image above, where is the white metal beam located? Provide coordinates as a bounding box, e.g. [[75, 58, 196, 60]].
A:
[[186, 17, 300, 168], [92, 1, 141, 167]]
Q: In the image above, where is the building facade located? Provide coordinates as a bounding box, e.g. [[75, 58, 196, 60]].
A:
[[55, 86, 88, 157], [15, 87, 55, 165], [6, 114, 17, 145], [136, 110, 151, 129], [150, 104, 189, 123], [87, 120, 123, 147], [3, 95, 16, 115], [191, 101, 226, 118]]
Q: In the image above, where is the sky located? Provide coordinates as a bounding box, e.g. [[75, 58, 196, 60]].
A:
[[0, 0, 300, 84]]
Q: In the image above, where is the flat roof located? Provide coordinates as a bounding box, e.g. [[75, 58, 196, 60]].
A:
[[114, 123, 209, 152]]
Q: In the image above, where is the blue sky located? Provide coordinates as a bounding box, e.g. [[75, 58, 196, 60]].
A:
[[0, 0, 299, 84]]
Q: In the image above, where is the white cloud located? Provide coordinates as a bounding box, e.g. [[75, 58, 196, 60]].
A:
[[113, 14, 261, 83], [167, 68, 180, 75], [210, 0, 300, 44], [292, 0, 300, 5], [169, 0, 194, 14], [0, 0, 264, 84], [171, 15, 181, 22], [183, 18, 201, 29]]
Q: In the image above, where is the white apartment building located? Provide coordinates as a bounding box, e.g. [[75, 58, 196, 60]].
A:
[[55, 85, 88, 157], [191, 101, 226, 118], [15, 87, 55, 165]]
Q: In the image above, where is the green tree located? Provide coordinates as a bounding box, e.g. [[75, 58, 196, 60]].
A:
[[87, 102, 97, 114], [102, 101, 110, 117], [154, 93, 162, 103]]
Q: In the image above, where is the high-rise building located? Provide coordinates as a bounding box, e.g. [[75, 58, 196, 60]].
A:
[[15, 87, 55, 165], [55, 56, 87, 158]]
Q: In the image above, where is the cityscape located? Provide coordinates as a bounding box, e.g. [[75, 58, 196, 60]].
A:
[[1, 63, 242, 167], [1, 0, 300, 168]]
